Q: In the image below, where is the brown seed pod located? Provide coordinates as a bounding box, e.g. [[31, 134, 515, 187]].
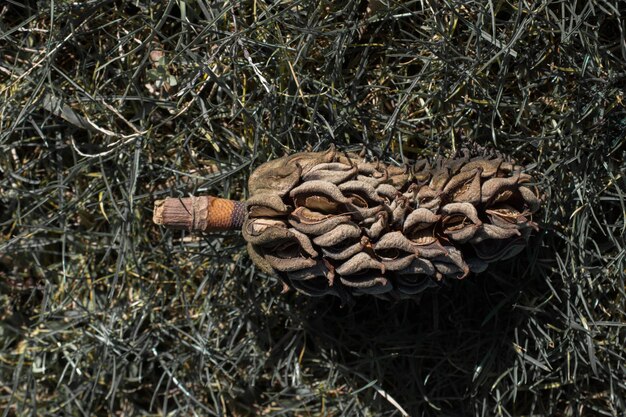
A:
[[154, 146, 541, 301]]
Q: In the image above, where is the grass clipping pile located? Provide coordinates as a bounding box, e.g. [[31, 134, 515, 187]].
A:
[[158, 147, 541, 300]]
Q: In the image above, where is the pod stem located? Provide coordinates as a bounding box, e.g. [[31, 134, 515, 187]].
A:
[[153, 196, 246, 232]]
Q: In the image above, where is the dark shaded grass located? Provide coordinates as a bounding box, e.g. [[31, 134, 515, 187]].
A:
[[1, 0, 625, 415]]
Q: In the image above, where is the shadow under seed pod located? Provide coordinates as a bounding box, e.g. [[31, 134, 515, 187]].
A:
[[466, 257, 489, 273], [290, 276, 339, 297], [472, 230, 531, 262], [394, 273, 438, 294]]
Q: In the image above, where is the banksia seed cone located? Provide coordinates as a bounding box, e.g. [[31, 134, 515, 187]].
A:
[[154, 146, 541, 301]]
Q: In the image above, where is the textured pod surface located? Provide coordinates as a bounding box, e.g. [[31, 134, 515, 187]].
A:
[[243, 147, 541, 301]]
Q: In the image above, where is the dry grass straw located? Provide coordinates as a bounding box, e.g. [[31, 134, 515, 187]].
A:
[[1, 1, 624, 415]]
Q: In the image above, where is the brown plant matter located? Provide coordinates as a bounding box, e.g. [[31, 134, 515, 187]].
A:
[[154, 147, 541, 301]]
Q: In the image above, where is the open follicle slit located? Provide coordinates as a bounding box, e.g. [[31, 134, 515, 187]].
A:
[[293, 192, 341, 214]]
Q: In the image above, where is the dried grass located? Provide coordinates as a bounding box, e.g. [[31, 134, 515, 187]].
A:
[[1, 1, 624, 416]]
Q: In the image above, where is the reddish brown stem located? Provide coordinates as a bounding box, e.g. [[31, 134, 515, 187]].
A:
[[153, 196, 246, 232]]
